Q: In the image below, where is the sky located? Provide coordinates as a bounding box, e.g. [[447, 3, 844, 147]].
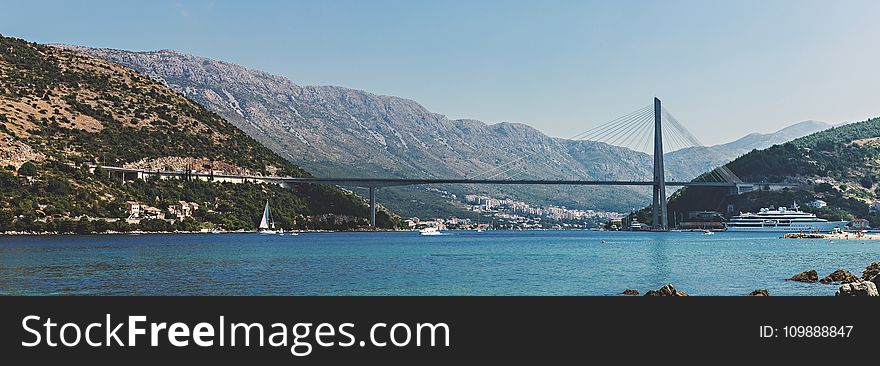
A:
[[2, 0, 880, 145]]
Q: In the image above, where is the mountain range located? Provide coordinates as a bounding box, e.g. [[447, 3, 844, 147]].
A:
[[56, 45, 831, 216], [0, 35, 392, 233], [664, 120, 832, 181]]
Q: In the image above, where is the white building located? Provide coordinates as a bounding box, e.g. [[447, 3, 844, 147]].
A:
[[125, 201, 141, 218], [168, 201, 200, 218]]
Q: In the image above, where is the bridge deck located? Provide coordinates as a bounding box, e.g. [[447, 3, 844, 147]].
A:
[[97, 165, 794, 188], [279, 177, 756, 187], [96, 163, 796, 228]]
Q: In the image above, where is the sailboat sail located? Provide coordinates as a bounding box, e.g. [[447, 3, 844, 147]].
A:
[[259, 201, 270, 229]]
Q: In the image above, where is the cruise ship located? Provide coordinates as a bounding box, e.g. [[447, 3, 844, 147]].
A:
[[725, 203, 849, 232]]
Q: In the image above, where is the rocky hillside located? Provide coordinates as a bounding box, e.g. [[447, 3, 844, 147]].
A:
[[0, 35, 396, 232], [58, 45, 829, 216], [664, 117, 880, 226]]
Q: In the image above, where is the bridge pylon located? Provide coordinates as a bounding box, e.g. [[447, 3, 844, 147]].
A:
[[652, 97, 668, 231]]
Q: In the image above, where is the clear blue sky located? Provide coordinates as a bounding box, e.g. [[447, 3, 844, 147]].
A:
[[3, 0, 880, 145]]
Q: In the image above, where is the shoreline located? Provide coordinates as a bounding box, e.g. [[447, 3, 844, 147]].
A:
[[0, 229, 403, 236], [0, 228, 602, 236], [783, 232, 880, 240], [6, 229, 879, 237]]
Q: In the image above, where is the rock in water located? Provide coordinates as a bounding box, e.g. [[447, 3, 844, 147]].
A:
[[749, 289, 770, 296], [644, 283, 688, 296], [862, 262, 880, 287], [835, 281, 879, 296], [621, 289, 640, 295], [787, 270, 818, 283], [820, 269, 859, 284]]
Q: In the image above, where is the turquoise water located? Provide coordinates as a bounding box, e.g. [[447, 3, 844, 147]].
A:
[[0, 231, 878, 296]]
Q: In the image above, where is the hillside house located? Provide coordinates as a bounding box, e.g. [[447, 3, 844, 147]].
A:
[[125, 201, 141, 218], [168, 201, 200, 218]]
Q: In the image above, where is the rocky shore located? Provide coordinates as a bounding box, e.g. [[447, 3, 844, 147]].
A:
[[621, 261, 880, 296], [783, 232, 880, 240], [786, 263, 880, 296]]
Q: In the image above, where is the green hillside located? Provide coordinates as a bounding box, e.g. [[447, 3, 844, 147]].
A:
[[0, 35, 398, 232], [660, 117, 880, 226]]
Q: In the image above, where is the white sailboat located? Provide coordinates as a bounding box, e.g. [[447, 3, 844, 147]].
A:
[[258, 200, 280, 234]]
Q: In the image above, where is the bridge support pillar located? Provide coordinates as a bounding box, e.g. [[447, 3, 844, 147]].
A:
[[652, 97, 668, 231], [369, 186, 377, 227]]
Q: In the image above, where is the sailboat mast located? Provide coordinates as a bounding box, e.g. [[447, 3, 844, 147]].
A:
[[259, 200, 270, 230]]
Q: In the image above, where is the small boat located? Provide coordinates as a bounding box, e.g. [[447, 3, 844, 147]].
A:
[[258, 200, 279, 234], [702, 230, 714, 235], [630, 219, 645, 231], [419, 227, 443, 236]]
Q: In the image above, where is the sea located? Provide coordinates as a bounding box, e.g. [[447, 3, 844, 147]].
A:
[[1, 230, 877, 296]]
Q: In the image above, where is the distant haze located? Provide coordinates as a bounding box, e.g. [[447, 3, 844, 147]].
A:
[[2, 0, 879, 144]]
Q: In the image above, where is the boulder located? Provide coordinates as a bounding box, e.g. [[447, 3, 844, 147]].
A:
[[644, 283, 688, 296], [862, 262, 880, 286], [786, 270, 818, 283], [819, 269, 859, 284], [749, 289, 769, 296], [621, 289, 640, 295], [835, 281, 879, 296], [862, 262, 880, 279]]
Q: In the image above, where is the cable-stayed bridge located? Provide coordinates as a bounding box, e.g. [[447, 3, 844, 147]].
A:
[[102, 98, 797, 230], [286, 98, 796, 230]]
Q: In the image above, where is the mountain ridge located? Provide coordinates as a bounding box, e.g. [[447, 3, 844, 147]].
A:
[[0, 35, 395, 233], [716, 120, 831, 151], [56, 44, 832, 216]]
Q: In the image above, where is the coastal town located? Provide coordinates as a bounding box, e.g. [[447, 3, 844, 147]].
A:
[[402, 193, 625, 231]]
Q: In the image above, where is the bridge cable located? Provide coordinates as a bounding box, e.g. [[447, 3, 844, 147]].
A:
[[663, 123, 726, 182], [661, 107, 742, 183], [598, 110, 656, 148], [565, 105, 653, 141], [468, 104, 652, 179], [610, 117, 651, 151], [605, 113, 655, 150], [577, 108, 654, 143]]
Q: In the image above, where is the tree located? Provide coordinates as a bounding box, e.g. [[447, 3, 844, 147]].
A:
[[139, 219, 172, 232], [0, 171, 17, 189], [93, 165, 111, 182], [815, 182, 834, 192], [0, 210, 13, 231], [18, 162, 37, 176], [46, 178, 70, 196]]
